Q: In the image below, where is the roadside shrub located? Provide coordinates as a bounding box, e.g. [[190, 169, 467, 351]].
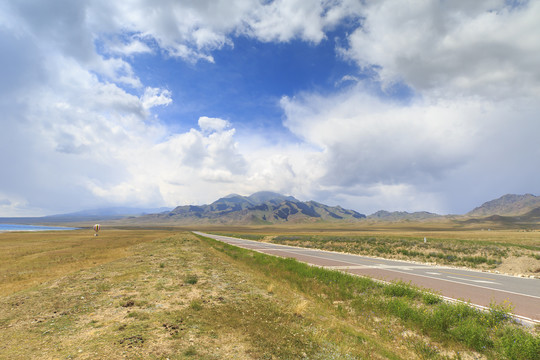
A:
[[383, 282, 419, 299], [485, 301, 513, 327], [385, 298, 420, 322], [451, 318, 493, 352], [422, 293, 442, 305], [425, 302, 478, 332], [425, 303, 454, 332], [495, 327, 540, 360], [462, 256, 488, 265]]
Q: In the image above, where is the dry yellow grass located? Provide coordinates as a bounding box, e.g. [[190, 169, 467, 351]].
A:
[[0, 230, 415, 359], [1, 228, 535, 359], [0, 229, 170, 295]]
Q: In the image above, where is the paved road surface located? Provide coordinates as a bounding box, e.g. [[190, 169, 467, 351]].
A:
[[194, 232, 540, 323]]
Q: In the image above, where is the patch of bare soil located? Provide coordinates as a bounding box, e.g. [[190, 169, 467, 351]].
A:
[[496, 256, 540, 277]]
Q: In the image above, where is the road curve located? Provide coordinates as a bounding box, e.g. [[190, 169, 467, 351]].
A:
[[194, 231, 540, 323]]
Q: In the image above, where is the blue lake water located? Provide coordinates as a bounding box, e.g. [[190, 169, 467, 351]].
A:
[[0, 224, 78, 232]]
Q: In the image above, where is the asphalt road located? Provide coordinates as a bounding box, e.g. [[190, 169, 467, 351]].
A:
[[194, 231, 540, 323]]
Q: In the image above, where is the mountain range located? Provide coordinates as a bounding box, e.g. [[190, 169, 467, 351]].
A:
[[139, 191, 366, 225], [2, 192, 540, 226], [126, 192, 540, 226]]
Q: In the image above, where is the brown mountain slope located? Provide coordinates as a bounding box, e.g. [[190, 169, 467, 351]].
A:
[[467, 193, 540, 217]]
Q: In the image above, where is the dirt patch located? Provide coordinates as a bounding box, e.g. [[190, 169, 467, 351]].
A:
[[497, 256, 540, 277]]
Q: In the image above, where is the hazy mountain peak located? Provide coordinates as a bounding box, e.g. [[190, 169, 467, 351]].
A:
[[467, 193, 540, 217], [368, 210, 440, 221], [246, 191, 298, 205]]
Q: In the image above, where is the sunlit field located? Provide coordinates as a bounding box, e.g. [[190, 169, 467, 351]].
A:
[[1, 228, 538, 359], [0, 229, 171, 296]]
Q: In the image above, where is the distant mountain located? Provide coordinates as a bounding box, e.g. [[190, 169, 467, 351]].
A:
[[467, 194, 540, 217], [49, 207, 172, 218], [463, 206, 540, 227], [204, 191, 299, 213], [246, 191, 298, 205], [138, 192, 366, 224], [0, 206, 172, 224], [368, 210, 441, 221]]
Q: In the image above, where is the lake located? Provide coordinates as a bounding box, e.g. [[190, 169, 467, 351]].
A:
[[0, 224, 78, 232]]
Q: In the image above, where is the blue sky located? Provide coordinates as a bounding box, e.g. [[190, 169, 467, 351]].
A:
[[128, 32, 361, 136], [1, 0, 539, 216]]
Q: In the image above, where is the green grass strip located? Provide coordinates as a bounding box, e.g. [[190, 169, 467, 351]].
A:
[[195, 233, 540, 360]]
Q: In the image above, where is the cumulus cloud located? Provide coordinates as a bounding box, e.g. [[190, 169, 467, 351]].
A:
[[85, 0, 361, 62], [141, 87, 172, 109], [1, 0, 539, 216], [105, 37, 153, 56], [341, 0, 540, 99], [198, 116, 230, 133], [245, 0, 361, 43], [281, 85, 540, 212], [278, 1, 540, 213]]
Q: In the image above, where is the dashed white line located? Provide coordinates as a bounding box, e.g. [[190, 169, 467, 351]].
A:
[[471, 280, 500, 285], [447, 276, 499, 285]]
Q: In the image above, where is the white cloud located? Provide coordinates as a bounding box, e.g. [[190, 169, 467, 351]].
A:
[[106, 37, 153, 56], [198, 116, 230, 133], [281, 87, 476, 185], [1, 0, 540, 217], [84, 0, 361, 62], [245, 0, 361, 43], [342, 0, 540, 99], [279, 81, 540, 213], [141, 87, 172, 109]]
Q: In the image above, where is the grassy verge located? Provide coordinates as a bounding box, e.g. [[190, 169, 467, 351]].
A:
[[196, 233, 540, 360]]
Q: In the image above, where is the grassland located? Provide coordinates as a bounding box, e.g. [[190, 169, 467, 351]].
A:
[[1, 228, 538, 359]]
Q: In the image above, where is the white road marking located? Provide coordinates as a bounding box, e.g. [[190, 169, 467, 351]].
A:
[[426, 272, 441, 275], [470, 280, 500, 285], [447, 276, 499, 284]]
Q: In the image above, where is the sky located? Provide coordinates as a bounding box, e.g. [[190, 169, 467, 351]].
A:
[[1, 0, 539, 217]]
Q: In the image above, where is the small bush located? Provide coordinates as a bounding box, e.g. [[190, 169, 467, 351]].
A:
[[451, 318, 493, 352], [496, 327, 540, 360], [462, 256, 488, 265], [189, 300, 202, 311], [184, 274, 198, 285], [383, 282, 419, 299], [422, 293, 442, 305], [486, 301, 513, 327], [385, 298, 419, 321]]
